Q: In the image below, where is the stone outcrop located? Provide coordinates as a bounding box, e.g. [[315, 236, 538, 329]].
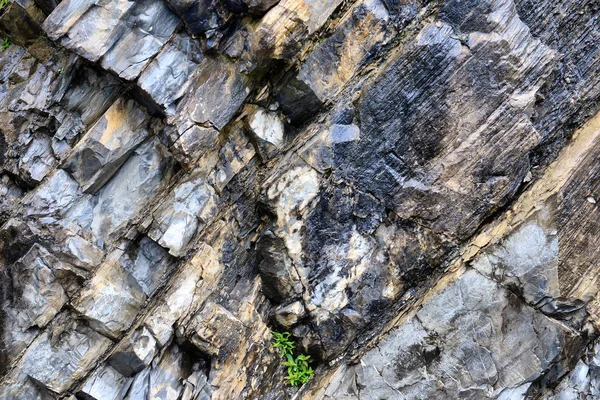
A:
[[2, 0, 600, 398]]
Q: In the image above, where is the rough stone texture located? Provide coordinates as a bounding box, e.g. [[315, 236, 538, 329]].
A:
[[3, 0, 600, 398], [73, 250, 147, 339]]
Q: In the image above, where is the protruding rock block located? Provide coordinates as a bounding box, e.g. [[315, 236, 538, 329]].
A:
[[18, 313, 112, 394], [174, 57, 250, 130], [297, 0, 393, 102], [100, 0, 180, 80], [148, 170, 218, 256], [322, 269, 578, 398], [43, 0, 179, 78], [79, 364, 133, 400], [251, 0, 344, 60], [8, 244, 68, 329], [247, 106, 285, 160], [137, 35, 203, 114], [90, 138, 176, 247], [63, 97, 151, 193], [73, 250, 147, 339], [108, 327, 158, 377], [119, 236, 176, 296], [188, 302, 244, 359], [144, 243, 222, 345]]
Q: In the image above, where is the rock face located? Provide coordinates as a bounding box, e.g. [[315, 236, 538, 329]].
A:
[[2, 0, 600, 399]]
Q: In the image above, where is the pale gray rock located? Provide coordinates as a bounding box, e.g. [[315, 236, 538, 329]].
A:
[[22, 169, 82, 219], [73, 250, 147, 339], [148, 170, 218, 256], [17, 133, 56, 183], [329, 124, 360, 144], [171, 124, 219, 169], [175, 57, 249, 130], [42, 0, 97, 41], [8, 243, 68, 329], [137, 35, 203, 114], [248, 107, 284, 147], [180, 366, 211, 400], [324, 269, 575, 399], [144, 243, 222, 346], [1, 242, 74, 366], [109, 326, 158, 377], [274, 301, 305, 328], [100, 0, 180, 80], [247, 106, 285, 160], [45, 0, 136, 62], [120, 236, 175, 296], [472, 222, 560, 305], [123, 367, 151, 400], [147, 344, 186, 400], [0, 45, 27, 82], [64, 97, 151, 193], [60, 65, 121, 127], [90, 138, 175, 247], [0, 378, 54, 400], [79, 363, 133, 400], [18, 314, 112, 394], [60, 233, 105, 271]]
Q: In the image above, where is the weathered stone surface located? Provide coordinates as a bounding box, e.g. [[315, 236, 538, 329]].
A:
[[100, 0, 180, 80], [108, 326, 158, 377], [274, 300, 305, 328], [137, 35, 203, 114], [543, 341, 600, 399], [1, 244, 70, 368], [90, 138, 176, 247], [144, 243, 222, 346], [148, 170, 218, 256], [170, 124, 219, 169], [174, 57, 249, 130], [188, 301, 244, 358], [251, 0, 344, 60], [247, 106, 285, 160], [5, 0, 600, 398], [74, 250, 147, 339], [311, 268, 577, 399], [297, 0, 393, 102], [63, 97, 150, 193], [8, 244, 68, 329], [79, 363, 133, 400], [16, 313, 112, 394], [119, 236, 176, 296]]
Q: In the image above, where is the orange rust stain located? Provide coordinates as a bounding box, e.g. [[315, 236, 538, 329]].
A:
[[98, 101, 127, 149]]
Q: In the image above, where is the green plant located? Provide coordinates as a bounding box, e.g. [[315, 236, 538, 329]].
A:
[[58, 67, 65, 74], [283, 353, 314, 386], [1, 37, 9, 52], [272, 331, 295, 354], [0, 0, 8, 10], [271, 331, 314, 387]]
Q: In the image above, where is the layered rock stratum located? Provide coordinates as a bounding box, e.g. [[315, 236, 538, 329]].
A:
[[1, 0, 600, 398]]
